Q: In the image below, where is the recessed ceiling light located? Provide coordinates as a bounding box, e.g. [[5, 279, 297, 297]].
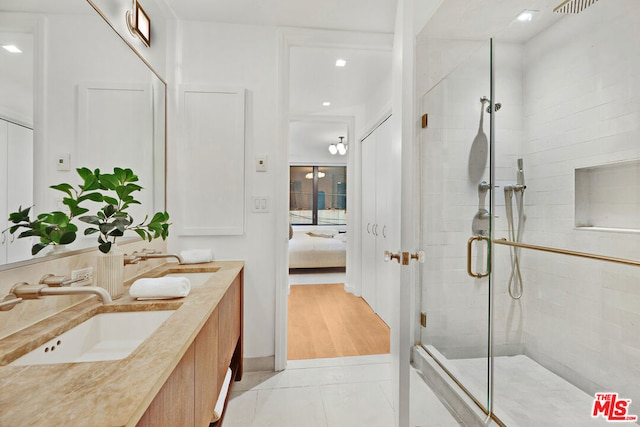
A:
[[2, 45, 22, 54], [322, 101, 331, 107], [516, 10, 537, 22], [335, 59, 347, 67]]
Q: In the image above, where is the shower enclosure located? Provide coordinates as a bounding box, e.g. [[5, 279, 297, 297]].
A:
[[416, 1, 640, 425]]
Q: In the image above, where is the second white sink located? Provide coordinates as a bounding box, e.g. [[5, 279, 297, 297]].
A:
[[10, 310, 175, 366]]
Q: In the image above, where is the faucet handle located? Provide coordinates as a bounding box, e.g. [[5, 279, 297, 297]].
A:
[[124, 255, 141, 265], [39, 274, 83, 287]]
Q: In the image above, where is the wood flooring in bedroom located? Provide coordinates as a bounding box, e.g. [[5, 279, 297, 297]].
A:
[[288, 284, 390, 360]]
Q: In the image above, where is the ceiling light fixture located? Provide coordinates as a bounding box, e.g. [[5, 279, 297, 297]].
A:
[[2, 45, 22, 54], [516, 10, 538, 21], [329, 136, 347, 156], [322, 101, 331, 107], [335, 59, 347, 67]]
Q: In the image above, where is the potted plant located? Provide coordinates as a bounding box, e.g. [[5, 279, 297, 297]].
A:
[[8, 167, 170, 298]]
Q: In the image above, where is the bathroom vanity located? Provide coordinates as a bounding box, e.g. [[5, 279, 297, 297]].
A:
[[0, 260, 243, 426]]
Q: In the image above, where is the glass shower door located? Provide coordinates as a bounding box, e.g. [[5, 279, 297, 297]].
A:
[[418, 40, 494, 413]]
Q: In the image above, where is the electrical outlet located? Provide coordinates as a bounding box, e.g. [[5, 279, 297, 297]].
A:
[[70, 267, 93, 286]]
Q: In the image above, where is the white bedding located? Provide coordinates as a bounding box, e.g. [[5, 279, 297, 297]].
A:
[[288, 230, 346, 268]]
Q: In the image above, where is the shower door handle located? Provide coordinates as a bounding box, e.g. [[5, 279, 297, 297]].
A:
[[467, 236, 489, 278]]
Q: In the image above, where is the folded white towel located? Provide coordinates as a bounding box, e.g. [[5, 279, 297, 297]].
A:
[[212, 368, 232, 422], [179, 249, 214, 264], [129, 277, 191, 300]]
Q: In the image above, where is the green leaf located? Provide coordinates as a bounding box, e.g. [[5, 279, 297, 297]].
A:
[[99, 223, 116, 234], [103, 204, 116, 218], [107, 229, 124, 237], [114, 167, 126, 183], [18, 230, 40, 238], [84, 227, 99, 235], [78, 192, 104, 203], [32, 243, 49, 255], [134, 228, 148, 241], [103, 196, 119, 205], [79, 215, 101, 225], [99, 174, 119, 190], [99, 241, 112, 254], [50, 183, 74, 197], [59, 231, 76, 245]]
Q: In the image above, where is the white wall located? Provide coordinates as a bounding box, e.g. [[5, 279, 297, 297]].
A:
[[88, 0, 172, 79], [520, 0, 640, 410], [167, 21, 279, 361]]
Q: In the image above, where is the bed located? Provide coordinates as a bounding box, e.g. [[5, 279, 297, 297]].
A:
[[288, 226, 346, 269]]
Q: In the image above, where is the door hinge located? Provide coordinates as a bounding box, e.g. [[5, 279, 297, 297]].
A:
[[420, 312, 427, 328]]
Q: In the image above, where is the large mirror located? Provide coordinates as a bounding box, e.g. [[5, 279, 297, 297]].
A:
[[0, 0, 166, 267]]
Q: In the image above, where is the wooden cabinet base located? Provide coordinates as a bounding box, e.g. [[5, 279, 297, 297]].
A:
[[137, 269, 243, 427]]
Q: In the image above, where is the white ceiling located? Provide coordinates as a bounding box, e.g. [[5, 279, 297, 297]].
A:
[[163, 0, 398, 33], [420, 0, 566, 43], [289, 46, 392, 115]]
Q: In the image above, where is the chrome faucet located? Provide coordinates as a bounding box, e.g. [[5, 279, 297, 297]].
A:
[[10, 282, 112, 304], [130, 249, 184, 264]]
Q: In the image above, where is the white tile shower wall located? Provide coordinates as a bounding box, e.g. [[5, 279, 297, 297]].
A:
[[522, 0, 640, 416], [418, 39, 525, 359]]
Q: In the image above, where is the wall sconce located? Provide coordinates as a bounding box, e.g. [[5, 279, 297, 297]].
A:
[[328, 136, 347, 156], [126, 0, 151, 47]]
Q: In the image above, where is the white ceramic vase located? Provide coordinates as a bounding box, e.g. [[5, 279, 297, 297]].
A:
[[96, 244, 124, 299]]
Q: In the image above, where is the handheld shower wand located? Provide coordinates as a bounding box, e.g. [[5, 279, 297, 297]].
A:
[[505, 158, 526, 299]]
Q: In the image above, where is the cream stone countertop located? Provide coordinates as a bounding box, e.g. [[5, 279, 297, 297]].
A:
[[0, 260, 244, 427]]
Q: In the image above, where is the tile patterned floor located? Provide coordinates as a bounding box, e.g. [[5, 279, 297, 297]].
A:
[[447, 354, 635, 426], [224, 355, 461, 427]]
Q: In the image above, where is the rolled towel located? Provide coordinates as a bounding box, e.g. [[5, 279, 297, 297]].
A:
[[129, 277, 191, 300], [212, 368, 232, 422], [179, 249, 214, 264]]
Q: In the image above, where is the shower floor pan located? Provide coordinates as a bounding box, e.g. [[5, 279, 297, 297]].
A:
[[414, 346, 625, 427]]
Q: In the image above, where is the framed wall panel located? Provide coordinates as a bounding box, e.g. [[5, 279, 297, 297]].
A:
[[177, 85, 246, 236]]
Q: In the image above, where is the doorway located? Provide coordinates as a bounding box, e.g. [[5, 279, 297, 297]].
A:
[[278, 35, 394, 365]]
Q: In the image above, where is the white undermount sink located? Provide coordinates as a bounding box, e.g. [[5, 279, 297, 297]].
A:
[[163, 272, 216, 287], [9, 310, 175, 366]]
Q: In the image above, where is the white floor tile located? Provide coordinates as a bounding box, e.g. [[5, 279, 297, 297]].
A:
[[320, 382, 395, 427], [225, 356, 461, 427], [225, 390, 257, 426], [253, 386, 328, 427]]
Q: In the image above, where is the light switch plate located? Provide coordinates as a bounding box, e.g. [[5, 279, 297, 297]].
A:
[[256, 155, 268, 172], [57, 153, 71, 171], [252, 196, 270, 213]]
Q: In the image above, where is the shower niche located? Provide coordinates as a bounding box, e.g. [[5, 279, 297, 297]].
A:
[[575, 159, 640, 232]]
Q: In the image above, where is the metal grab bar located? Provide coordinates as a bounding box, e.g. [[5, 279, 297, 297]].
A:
[[493, 238, 640, 268], [467, 236, 489, 278]]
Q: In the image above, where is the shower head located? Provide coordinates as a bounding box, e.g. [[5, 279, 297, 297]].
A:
[[553, 0, 599, 14]]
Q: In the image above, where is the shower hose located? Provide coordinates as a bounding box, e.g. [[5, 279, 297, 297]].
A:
[[504, 187, 525, 299]]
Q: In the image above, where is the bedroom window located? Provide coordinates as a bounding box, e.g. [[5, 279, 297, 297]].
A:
[[289, 166, 346, 225]]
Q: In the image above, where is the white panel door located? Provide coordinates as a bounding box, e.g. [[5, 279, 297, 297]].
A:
[[6, 122, 33, 263], [361, 129, 377, 311], [374, 117, 398, 326]]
